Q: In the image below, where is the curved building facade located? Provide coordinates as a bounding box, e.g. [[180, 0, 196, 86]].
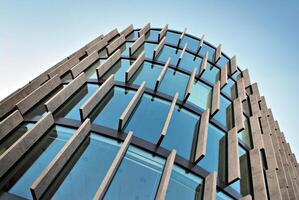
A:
[[0, 23, 298, 200]]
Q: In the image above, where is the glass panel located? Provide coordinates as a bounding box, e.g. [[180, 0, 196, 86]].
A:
[[217, 191, 234, 200], [199, 43, 215, 61], [201, 64, 219, 85], [52, 134, 120, 200], [158, 69, 189, 101], [179, 35, 199, 53], [124, 94, 170, 143], [221, 78, 235, 98], [179, 51, 202, 72], [217, 56, 229, 68], [126, 30, 138, 41], [197, 124, 225, 173], [8, 126, 75, 199], [54, 84, 99, 121], [161, 107, 199, 159], [101, 59, 132, 82], [129, 62, 163, 90], [145, 30, 159, 42], [104, 146, 165, 200], [165, 31, 180, 46], [212, 96, 232, 129], [188, 80, 212, 110], [156, 45, 180, 66], [238, 117, 252, 148], [231, 69, 241, 81], [120, 42, 133, 57], [90, 87, 135, 130], [85, 59, 106, 79], [131, 42, 157, 60], [0, 123, 34, 155], [165, 165, 202, 200]]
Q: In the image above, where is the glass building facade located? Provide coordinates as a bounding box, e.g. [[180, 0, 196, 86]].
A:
[[0, 24, 298, 200]]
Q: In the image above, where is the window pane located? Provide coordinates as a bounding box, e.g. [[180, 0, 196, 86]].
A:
[[145, 30, 159, 42], [201, 65, 219, 85], [124, 94, 170, 143], [85, 59, 106, 79], [179, 35, 199, 53], [221, 78, 235, 98], [217, 56, 229, 68], [212, 96, 232, 129], [120, 42, 132, 57], [238, 117, 252, 148], [52, 134, 120, 200], [104, 146, 165, 200], [165, 31, 180, 46], [101, 59, 132, 82], [156, 46, 180, 67], [179, 52, 202, 72], [166, 165, 202, 200], [188, 80, 212, 110], [217, 191, 234, 200], [126, 30, 138, 41], [131, 42, 157, 60], [199, 43, 215, 61]]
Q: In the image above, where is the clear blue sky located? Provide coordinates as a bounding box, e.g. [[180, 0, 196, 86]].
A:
[[1, 0, 298, 156]]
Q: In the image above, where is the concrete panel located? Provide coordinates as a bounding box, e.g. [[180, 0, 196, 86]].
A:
[[184, 68, 196, 102], [230, 56, 237, 75], [0, 113, 54, 178], [249, 94, 260, 117], [220, 64, 228, 89], [237, 78, 246, 102], [157, 93, 178, 145], [71, 51, 99, 78], [86, 37, 108, 55], [266, 169, 283, 200], [177, 28, 187, 47], [155, 58, 170, 91], [138, 23, 150, 37], [0, 110, 23, 141], [214, 44, 222, 63], [242, 69, 251, 88], [280, 187, 290, 200], [239, 195, 252, 200], [126, 52, 145, 82], [211, 81, 220, 117], [45, 73, 86, 113], [249, 115, 264, 150], [259, 96, 268, 114], [30, 119, 91, 200], [249, 149, 268, 200], [198, 52, 208, 77], [203, 172, 217, 200], [129, 34, 145, 55], [93, 132, 132, 200], [194, 109, 210, 163], [176, 43, 187, 67], [158, 24, 168, 41], [153, 37, 166, 59], [107, 35, 125, 55], [120, 24, 133, 37], [16, 75, 62, 114], [233, 98, 245, 132], [96, 49, 121, 79], [80, 75, 114, 121], [104, 28, 119, 42], [196, 34, 205, 53], [155, 150, 176, 200], [118, 82, 145, 130], [251, 83, 260, 100], [48, 56, 80, 78], [227, 127, 241, 183]]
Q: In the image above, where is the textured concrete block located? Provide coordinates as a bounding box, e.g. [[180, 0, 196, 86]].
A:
[[48, 56, 80, 78], [0, 113, 54, 178], [242, 69, 251, 88], [196, 33, 205, 53], [158, 24, 168, 41], [118, 82, 145, 130], [227, 127, 241, 183], [104, 28, 119, 42], [184, 68, 196, 101], [211, 81, 220, 117], [194, 109, 210, 163], [233, 98, 245, 132], [249, 115, 264, 149], [237, 78, 246, 102], [86, 37, 108, 55], [107, 35, 125, 55], [45, 73, 86, 113], [120, 24, 133, 37], [249, 94, 260, 117], [0, 110, 23, 141], [198, 52, 208, 77], [138, 23, 150, 37], [220, 64, 228, 89], [153, 37, 166, 59], [80, 75, 114, 121], [230, 56, 237, 75], [176, 43, 187, 67], [239, 195, 252, 200], [251, 83, 260, 100], [71, 51, 100, 78], [155, 150, 176, 200], [204, 172, 217, 200], [93, 132, 133, 200], [125, 51, 145, 82], [129, 34, 145, 55], [266, 169, 283, 200], [155, 58, 170, 91], [214, 44, 222, 63], [96, 49, 121, 79], [30, 119, 91, 199], [16, 75, 62, 114]]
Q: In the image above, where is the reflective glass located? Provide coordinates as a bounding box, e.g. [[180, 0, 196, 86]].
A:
[[231, 69, 241, 81], [161, 107, 199, 159], [126, 30, 138, 41], [156, 45, 180, 66], [52, 134, 120, 200], [179, 35, 199, 53], [84, 59, 106, 79], [90, 87, 135, 130], [165, 31, 180, 46], [199, 43, 215, 61], [212, 96, 232, 129], [9, 126, 75, 199], [100, 59, 132, 82], [131, 42, 157, 59], [165, 165, 202, 200], [104, 146, 165, 200], [145, 30, 159, 41], [179, 51, 202, 72], [221, 78, 235, 98], [217, 56, 229, 68], [120, 42, 132, 57], [217, 191, 234, 200], [238, 117, 252, 148], [188, 80, 212, 110], [124, 94, 170, 143], [201, 64, 219, 85]]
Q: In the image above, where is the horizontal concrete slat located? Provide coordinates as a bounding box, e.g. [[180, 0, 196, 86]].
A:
[[155, 58, 170, 91], [138, 23, 150, 37], [104, 28, 119, 42], [96, 49, 121, 79], [86, 37, 108, 55], [249, 115, 264, 149], [0, 112, 54, 178], [118, 82, 145, 130], [211, 81, 220, 117], [125, 51, 145, 82], [198, 52, 208, 77], [214, 44, 222, 63], [266, 169, 283, 200], [45, 73, 86, 113], [80, 75, 114, 121], [153, 37, 166, 59], [220, 64, 228, 89], [230, 56, 237, 75], [107, 35, 125, 55], [0, 110, 23, 141], [16, 75, 62, 114], [155, 150, 176, 200], [227, 127, 241, 184], [48, 56, 80, 78], [71, 51, 100, 78], [129, 34, 145, 55], [233, 98, 245, 132], [204, 171, 217, 200], [93, 132, 132, 200], [184, 68, 196, 101], [158, 24, 168, 41], [120, 24, 133, 37], [194, 109, 210, 163], [30, 118, 91, 200]]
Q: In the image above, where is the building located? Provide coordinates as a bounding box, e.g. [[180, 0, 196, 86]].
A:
[[0, 23, 298, 200]]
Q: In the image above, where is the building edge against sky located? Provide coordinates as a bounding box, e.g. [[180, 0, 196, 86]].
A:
[[0, 24, 298, 200]]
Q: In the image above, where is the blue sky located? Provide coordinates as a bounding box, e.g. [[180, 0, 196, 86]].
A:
[[1, 0, 298, 156]]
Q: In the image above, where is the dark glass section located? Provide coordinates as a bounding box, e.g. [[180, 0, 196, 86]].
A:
[[104, 146, 165, 200], [85, 58, 106, 79], [156, 45, 180, 67], [188, 80, 212, 110], [238, 117, 252, 148], [126, 30, 138, 41], [120, 42, 132, 57], [99, 59, 132, 82], [52, 134, 120, 200], [212, 96, 232, 129], [131, 42, 157, 59]]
